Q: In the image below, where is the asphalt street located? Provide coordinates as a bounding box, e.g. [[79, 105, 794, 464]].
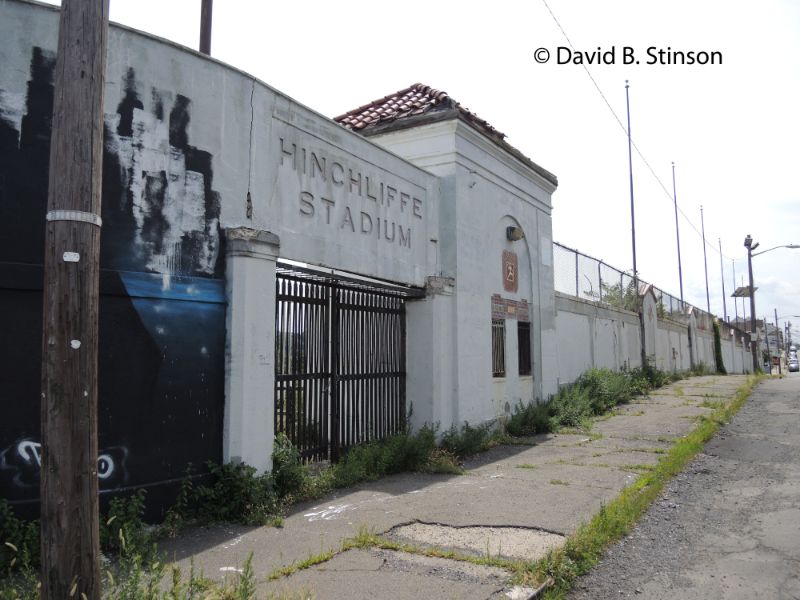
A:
[[569, 374, 800, 599]]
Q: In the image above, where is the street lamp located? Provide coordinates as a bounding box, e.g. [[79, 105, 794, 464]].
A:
[[743, 235, 800, 372]]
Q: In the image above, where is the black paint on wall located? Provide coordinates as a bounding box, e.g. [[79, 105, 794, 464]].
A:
[[0, 47, 227, 520]]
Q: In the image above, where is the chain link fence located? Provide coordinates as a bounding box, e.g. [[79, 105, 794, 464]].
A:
[[553, 241, 710, 322]]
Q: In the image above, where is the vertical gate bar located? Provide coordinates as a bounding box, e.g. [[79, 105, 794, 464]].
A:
[[331, 285, 340, 461], [349, 291, 359, 446], [371, 296, 377, 441], [341, 289, 347, 452], [345, 289, 350, 451], [391, 299, 396, 433], [294, 281, 299, 452], [288, 280, 294, 447], [359, 291, 364, 445], [316, 283, 322, 459], [399, 298, 405, 430], [291, 280, 299, 450], [386, 303, 399, 433], [309, 283, 315, 458], [298, 282, 304, 455], [323, 282, 331, 459], [384, 296, 389, 437], [377, 300, 383, 439], [361, 292, 367, 444], [304, 282, 309, 455], [274, 276, 281, 435], [369, 296, 383, 439], [356, 292, 369, 443], [390, 299, 395, 433], [305, 283, 311, 455], [317, 286, 321, 457], [365, 294, 371, 442], [315, 283, 322, 459], [295, 281, 302, 452]]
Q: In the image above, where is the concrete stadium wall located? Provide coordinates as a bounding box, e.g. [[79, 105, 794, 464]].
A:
[[553, 293, 641, 386], [553, 292, 751, 392], [655, 318, 692, 373]]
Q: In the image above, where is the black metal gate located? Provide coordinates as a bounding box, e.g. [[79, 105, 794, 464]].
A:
[[275, 264, 423, 461]]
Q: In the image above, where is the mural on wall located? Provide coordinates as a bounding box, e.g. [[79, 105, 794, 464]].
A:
[[102, 68, 222, 278], [0, 47, 226, 518]]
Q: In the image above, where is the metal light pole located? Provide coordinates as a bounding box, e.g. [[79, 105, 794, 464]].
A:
[[625, 81, 645, 368], [625, 81, 638, 291], [732, 259, 738, 325], [719, 238, 727, 322], [672, 162, 684, 305], [745, 239, 800, 372], [774, 308, 782, 375], [744, 235, 759, 372], [764, 315, 771, 373], [701, 206, 711, 313]]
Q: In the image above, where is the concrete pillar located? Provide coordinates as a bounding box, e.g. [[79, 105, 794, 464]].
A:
[[406, 276, 456, 433], [223, 227, 280, 472]]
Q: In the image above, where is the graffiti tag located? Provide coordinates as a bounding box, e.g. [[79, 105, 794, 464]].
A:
[[0, 438, 129, 489]]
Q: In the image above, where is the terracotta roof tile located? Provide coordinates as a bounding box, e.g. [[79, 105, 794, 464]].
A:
[[334, 83, 506, 142], [334, 83, 558, 187]]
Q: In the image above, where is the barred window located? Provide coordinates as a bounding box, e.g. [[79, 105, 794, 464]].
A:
[[492, 319, 506, 377], [518, 321, 532, 376]]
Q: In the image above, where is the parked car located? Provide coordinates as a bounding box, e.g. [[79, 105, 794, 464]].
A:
[[789, 358, 799, 372]]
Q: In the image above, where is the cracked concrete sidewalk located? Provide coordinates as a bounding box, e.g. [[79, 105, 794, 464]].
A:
[[157, 375, 749, 599]]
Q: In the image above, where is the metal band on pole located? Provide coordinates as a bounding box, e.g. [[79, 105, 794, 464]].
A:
[[46, 210, 103, 227]]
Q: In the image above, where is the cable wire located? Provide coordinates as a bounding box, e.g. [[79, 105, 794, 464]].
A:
[[541, 0, 740, 263]]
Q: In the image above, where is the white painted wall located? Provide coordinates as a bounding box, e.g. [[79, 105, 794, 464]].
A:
[[371, 120, 557, 429], [554, 293, 641, 386]]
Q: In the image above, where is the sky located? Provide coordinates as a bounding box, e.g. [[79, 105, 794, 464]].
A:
[[39, 0, 800, 340]]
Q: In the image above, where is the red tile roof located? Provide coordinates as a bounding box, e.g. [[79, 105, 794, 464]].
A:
[[334, 83, 506, 143], [334, 83, 558, 187]]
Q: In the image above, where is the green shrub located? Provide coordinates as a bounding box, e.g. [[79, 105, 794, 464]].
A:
[[0, 499, 39, 573], [441, 422, 493, 457], [505, 400, 553, 436], [548, 384, 593, 428], [100, 488, 151, 557], [576, 368, 635, 413], [272, 432, 307, 498], [505, 365, 685, 436], [421, 448, 462, 474], [330, 425, 438, 488], [192, 461, 277, 526]]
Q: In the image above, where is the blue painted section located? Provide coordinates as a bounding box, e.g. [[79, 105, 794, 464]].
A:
[[119, 271, 225, 304]]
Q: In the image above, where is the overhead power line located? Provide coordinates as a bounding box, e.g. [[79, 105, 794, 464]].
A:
[[540, 0, 740, 263]]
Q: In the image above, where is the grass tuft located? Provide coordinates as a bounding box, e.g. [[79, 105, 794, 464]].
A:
[[531, 373, 763, 598]]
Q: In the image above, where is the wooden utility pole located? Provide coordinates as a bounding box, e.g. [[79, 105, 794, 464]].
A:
[[40, 1, 109, 598], [200, 0, 213, 54]]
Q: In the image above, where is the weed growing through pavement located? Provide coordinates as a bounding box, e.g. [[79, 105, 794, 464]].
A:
[[0, 365, 727, 597], [532, 373, 763, 599]]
